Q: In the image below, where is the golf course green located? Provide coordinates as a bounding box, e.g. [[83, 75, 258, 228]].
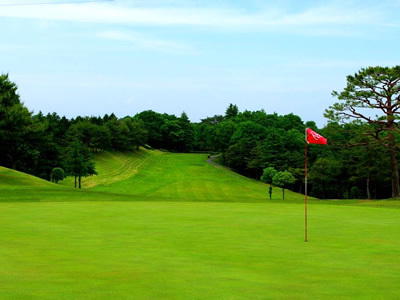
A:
[[0, 149, 399, 299]]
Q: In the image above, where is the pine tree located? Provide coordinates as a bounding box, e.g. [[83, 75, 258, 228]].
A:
[[65, 139, 97, 189]]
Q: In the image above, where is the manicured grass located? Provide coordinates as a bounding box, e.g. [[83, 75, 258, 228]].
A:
[[0, 150, 399, 298], [60, 149, 153, 189], [0, 166, 58, 189], [0, 201, 399, 299], [60, 149, 306, 202]]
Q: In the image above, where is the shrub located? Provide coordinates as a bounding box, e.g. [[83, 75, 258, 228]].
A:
[[351, 186, 361, 199], [51, 167, 65, 183]]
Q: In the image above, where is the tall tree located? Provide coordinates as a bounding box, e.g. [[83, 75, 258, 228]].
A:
[[65, 139, 97, 189], [325, 66, 400, 197], [123, 118, 148, 150], [309, 157, 344, 199], [225, 103, 239, 119], [0, 74, 37, 170], [105, 117, 130, 151], [135, 110, 165, 148], [178, 112, 194, 152]]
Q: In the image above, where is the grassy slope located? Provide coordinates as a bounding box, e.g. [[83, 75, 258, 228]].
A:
[[1, 150, 399, 298], [0, 166, 58, 188], [0, 165, 136, 203], [59, 149, 305, 202]]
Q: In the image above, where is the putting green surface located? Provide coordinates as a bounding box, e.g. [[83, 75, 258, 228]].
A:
[[1, 150, 399, 298], [0, 201, 399, 299]]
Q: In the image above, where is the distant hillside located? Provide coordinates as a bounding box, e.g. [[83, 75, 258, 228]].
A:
[[59, 148, 154, 189], [60, 149, 307, 202], [0, 166, 57, 188], [1, 149, 309, 203]]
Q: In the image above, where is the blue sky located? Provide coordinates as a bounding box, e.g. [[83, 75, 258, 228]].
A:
[[0, 0, 399, 126]]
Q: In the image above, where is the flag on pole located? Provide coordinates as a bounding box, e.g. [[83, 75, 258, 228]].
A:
[[304, 128, 327, 242], [306, 128, 327, 145]]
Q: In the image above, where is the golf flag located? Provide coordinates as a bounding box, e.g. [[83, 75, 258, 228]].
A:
[[304, 128, 327, 242], [306, 128, 327, 145]]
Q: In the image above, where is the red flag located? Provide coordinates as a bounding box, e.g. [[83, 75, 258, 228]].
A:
[[306, 128, 327, 145]]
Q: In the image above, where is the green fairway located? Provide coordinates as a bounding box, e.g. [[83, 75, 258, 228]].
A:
[[0, 201, 399, 299], [59, 149, 306, 202], [1, 150, 399, 298]]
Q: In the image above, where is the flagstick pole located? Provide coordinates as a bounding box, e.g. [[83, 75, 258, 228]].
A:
[[305, 128, 308, 242], [305, 141, 308, 242]]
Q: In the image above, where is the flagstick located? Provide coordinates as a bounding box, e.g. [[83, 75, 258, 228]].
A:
[[305, 141, 308, 242], [304, 127, 327, 242]]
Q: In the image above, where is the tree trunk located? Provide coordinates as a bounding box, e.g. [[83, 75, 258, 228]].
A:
[[366, 175, 371, 200], [282, 188, 284, 200], [389, 149, 399, 197], [389, 132, 400, 197], [79, 176, 82, 189], [74, 176, 77, 188]]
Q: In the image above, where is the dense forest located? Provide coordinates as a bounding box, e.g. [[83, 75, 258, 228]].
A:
[[0, 71, 397, 199]]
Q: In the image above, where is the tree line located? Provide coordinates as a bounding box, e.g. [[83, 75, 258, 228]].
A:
[[1, 66, 399, 198]]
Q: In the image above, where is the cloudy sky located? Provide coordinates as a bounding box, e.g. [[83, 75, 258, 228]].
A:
[[0, 0, 399, 126]]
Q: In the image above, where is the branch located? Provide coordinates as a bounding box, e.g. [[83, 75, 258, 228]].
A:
[[346, 105, 386, 125], [389, 78, 400, 88], [344, 142, 368, 148]]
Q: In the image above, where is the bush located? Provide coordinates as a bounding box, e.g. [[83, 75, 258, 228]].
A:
[[51, 167, 65, 183], [351, 186, 361, 199]]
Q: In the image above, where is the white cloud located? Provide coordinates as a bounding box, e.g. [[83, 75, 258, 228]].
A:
[[96, 30, 197, 54], [0, 2, 394, 34]]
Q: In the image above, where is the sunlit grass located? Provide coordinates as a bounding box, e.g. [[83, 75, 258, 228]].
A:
[[61, 149, 306, 202], [0, 201, 399, 299]]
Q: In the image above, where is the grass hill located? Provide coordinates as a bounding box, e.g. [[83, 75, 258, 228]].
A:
[[0, 149, 303, 203], [0, 164, 134, 203], [59, 149, 305, 202], [0, 166, 58, 189]]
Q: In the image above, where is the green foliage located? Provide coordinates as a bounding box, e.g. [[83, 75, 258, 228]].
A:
[[64, 139, 97, 189], [272, 170, 296, 200], [326, 66, 400, 123], [50, 167, 65, 183], [135, 110, 165, 148], [261, 167, 277, 184], [309, 157, 344, 199], [214, 120, 237, 152], [215, 109, 307, 180], [350, 186, 361, 199], [273, 171, 295, 187], [0, 74, 35, 170], [124, 118, 148, 150], [225, 103, 239, 119], [326, 66, 400, 197], [135, 110, 194, 151]]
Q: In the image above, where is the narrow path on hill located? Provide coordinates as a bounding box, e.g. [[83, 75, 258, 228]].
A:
[[206, 154, 221, 167], [206, 155, 244, 179]]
